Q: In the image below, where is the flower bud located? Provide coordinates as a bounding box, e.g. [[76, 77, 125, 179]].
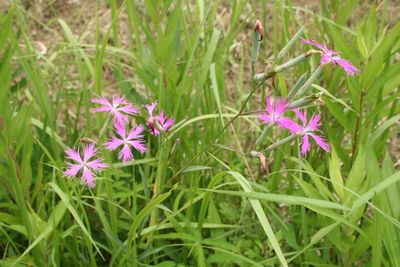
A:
[[251, 19, 263, 65], [287, 94, 318, 109], [254, 20, 263, 41], [81, 137, 96, 143], [249, 150, 259, 158], [170, 138, 181, 157], [255, 126, 270, 146], [258, 153, 267, 174], [293, 65, 323, 98]]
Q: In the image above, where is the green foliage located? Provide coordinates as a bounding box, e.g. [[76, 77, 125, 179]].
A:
[[0, 1, 399, 266]]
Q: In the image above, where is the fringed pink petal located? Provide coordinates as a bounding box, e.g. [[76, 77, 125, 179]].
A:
[[113, 110, 128, 127], [301, 38, 328, 52], [162, 118, 174, 131], [91, 97, 111, 106], [86, 159, 108, 172], [127, 125, 145, 140], [301, 135, 311, 156], [294, 109, 307, 126], [320, 54, 332, 65], [118, 104, 139, 115], [63, 163, 82, 178], [275, 98, 287, 116], [333, 57, 360, 76], [65, 147, 82, 163], [114, 122, 127, 139], [83, 143, 97, 162], [258, 114, 272, 124], [92, 106, 112, 113], [265, 97, 273, 114], [112, 96, 127, 105], [308, 114, 321, 131], [145, 102, 158, 116], [277, 117, 302, 133], [104, 137, 124, 151], [81, 166, 96, 188], [118, 144, 133, 162], [128, 140, 148, 153], [309, 133, 330, 152]]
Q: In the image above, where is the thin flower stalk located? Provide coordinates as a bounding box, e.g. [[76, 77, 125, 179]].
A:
[[254, 50, 318, 82]]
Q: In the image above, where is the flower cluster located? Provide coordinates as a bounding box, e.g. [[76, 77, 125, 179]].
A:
[[258, 97, 330, 156], [256, 38, 360, 159], [63, 97, 174, 188]]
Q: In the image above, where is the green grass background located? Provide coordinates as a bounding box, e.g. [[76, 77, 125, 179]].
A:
[[1, 0, 400, 266]]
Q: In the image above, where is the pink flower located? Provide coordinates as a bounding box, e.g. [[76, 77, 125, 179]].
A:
[[91, 96, 139, 126], [258, 97, 295, 130], [157, 112, 175, 132], [63, 144, 108, 188], [145, 102, 174, 136], [105, 123, 148, 162], [289, 109, 330, 156], [302, 39, 360, 76]]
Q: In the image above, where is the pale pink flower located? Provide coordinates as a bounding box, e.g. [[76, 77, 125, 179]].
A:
[[289, 109, 330, 156], [157, 112, 175, 132], [145, 102, 158, 135], [63, 144, 108, 188], [302, 38, 360, 75], [105, 123, 148, 162], [258, 97, 296, 130], [145, 102, 174, 136], [91, 96, 139, 126]]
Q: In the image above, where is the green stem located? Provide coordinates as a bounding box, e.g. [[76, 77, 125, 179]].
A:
[[99, 116, 112, 138], [289, 65, 323, 99], [254, 50, 318, 82], [256, 134, 299, 154], [176, 72, 276, 176], [255, 126, 271, 146]]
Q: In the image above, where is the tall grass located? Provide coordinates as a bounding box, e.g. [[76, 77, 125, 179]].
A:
[[0, 1, 399, 266]]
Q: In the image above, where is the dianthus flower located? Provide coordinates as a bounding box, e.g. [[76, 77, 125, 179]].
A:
[[105, 123, 148, 162], [63, 144, 108, 188], [288, 109, 330, 156], [302, 38, 360, 75], [91, 96, 139, 126], [258, 97, 296, 131], [145, 102, 174, 136]]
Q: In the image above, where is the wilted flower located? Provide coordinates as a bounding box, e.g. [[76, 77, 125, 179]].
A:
[[288, 109, 330, 156], [254, 19, 263, 41], [145, 102, 174, 136], [105, 123, 148, 162], [302, 39, 360, 75], [63, 144, 108, 188], [258, 152, 267, 174], [258, 97, 295, 131], [91, 96, 139, 126]]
